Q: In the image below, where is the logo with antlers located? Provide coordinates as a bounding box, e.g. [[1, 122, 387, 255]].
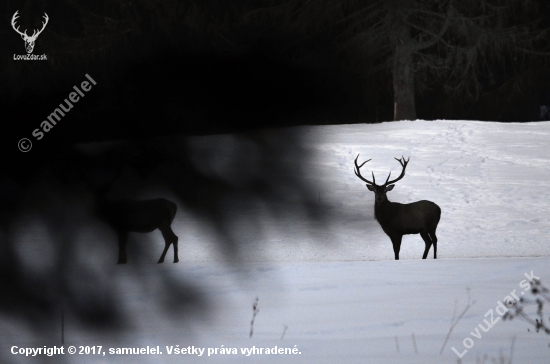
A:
[[11, 10, 49, 54]]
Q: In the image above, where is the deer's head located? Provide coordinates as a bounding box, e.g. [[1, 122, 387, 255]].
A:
[[12, 11, 49, 54], [354, 155, 409, 204]]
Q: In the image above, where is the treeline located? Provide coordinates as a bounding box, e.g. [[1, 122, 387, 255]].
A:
[[2, 0, 550, 148]]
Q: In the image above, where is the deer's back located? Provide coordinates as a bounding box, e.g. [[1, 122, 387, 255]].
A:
[[377, 200, 440, 235], [98, 198, 177, 233]]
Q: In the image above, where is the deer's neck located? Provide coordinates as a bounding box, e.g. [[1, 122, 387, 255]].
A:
[[374, 198, 395, 224]]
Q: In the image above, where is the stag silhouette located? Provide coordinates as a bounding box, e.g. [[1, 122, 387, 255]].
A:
[[354, 155, 441, 260], [11, 11, 49, 54], [95, 181, 179, 264]]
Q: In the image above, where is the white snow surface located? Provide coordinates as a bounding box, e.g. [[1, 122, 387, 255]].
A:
[[177, 119, 550, 262], [4, 120, 550, 363]]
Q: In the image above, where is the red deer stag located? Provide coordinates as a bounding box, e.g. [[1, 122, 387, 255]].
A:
[[95, 183, 179, 264], [354, 155, 440, 260]]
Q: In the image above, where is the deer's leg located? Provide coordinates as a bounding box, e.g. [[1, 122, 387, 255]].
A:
[[420, 232, 433, 259], [390, 235, 402, 260], [157, 236, 170, 264], [173, 235, 179, 263], [429, 231, 438, 259], [117, 231, 128, 264], [159, 226, 179, 263]]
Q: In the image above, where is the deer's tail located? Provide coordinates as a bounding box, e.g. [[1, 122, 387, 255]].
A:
[[167, 200, 177, 222]]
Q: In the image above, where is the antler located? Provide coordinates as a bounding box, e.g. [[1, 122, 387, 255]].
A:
[[32, 13, 49, 39], [354, 154, 376, 185], [383, 156, 410, 186], [11, 11, 48, 39], [11, 11, 27, 37]]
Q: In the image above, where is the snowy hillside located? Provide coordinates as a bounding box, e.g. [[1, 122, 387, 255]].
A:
[[178, 119, 550, 262], [3, 120, 550, 363]]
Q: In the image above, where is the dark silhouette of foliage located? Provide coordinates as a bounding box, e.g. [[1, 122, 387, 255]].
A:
[[503, 279, 550, 335]]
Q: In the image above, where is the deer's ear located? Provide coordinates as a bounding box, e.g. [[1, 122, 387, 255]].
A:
[[366, 184, 375, 191], [385, 184, 395, 192]]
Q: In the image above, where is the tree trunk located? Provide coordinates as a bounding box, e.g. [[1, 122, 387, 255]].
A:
[[392, 23, 416, 121]]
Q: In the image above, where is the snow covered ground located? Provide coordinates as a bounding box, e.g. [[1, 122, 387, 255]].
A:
[[3, 120, 550, 363], [176, 119, 550, 262]]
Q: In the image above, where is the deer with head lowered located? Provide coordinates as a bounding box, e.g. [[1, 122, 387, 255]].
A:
[[354, 155, 441, 260], [95, 179, 179, 264]]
